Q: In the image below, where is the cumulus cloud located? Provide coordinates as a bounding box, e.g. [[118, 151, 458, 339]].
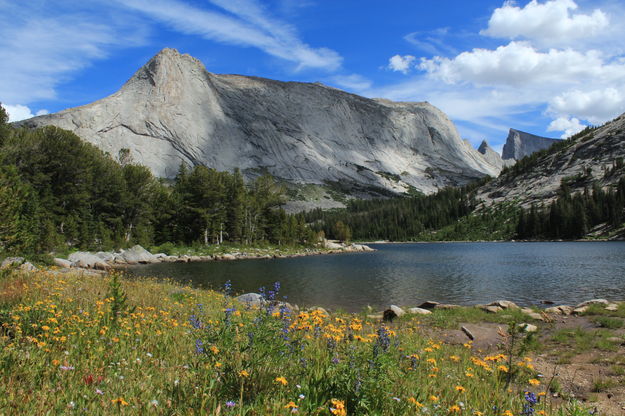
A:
[[118, 0, 342, 71], [387, 55, 415, 74], [418, 41, 613, 87], [549, 87, 625, 124], [482, 0, 609, 47], [1, 104, 48, 122], [547, 116, 586, 138]]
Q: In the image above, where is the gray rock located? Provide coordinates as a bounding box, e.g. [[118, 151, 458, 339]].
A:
[[545, 305, 573, 315], [489, 300, 520, 310], [19, 262, 37, 272], [220, 254, 236, 261], [1, 257, 24, 269], [235, 293, 266, 307], [501, 129, 558, 160], [521, 308, 545, 321], [575, 299, 609, 309], [572, 306, 588, 315], [408, 307, 432, 315], [68, 252, 110, 270], [95, 251, 115, 262], [461, 325, 475, 340], [479, 305, 503, 313], [17, 48, 502, 206], [154, 253, 168, 259], [418, 301, 440, 309], [605, 303, 619, 311], [324, 240, 344, 250], [435, 303, 461, 309], [389, 305, 405, 317], [53, 258, 72, 268], [519, 323, 538, 333], [120, 245, 158, 264]]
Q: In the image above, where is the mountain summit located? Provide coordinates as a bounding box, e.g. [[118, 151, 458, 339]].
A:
[[501, 129, 558, 160], [18, 48, 502, 197]]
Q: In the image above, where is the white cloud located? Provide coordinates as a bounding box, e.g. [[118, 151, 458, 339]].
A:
[[549, 87, 625, 124], [482, 0, 609, 47], [0, 1, 148, 104], [1, 104, 49, 122], [418, 41, 614, 87], [330, 74, 372, 91], [118, 0, 342, 71], [387, 55, 416, 74], [547, 116, 586, 138]]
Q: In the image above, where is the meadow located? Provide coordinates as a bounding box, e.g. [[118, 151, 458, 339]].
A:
[[0, 267, 589, 415]]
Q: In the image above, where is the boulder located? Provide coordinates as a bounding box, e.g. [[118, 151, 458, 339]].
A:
[[119, 245, 158, 264], [383, 309, 398, 322], [521, 308, 545, 321], [478, 305, 502, 314], [605, 303, 619, 312], [220, 254, 236, 261], [95, 251, 115, 262], [389, 305, 405, 317], [544, 305, 573, 315], [435, 303, 460, 310], [575, 299, 609, 309], [189, 256, 202, 262], [324, 240, 344, 250], [235, 293, 266, 307], [572, 306, 588, 315], [461, 326, 475, 340], [154, 253, 168, 259], [519, 323, 538, 333], [1, 257, 24, 269], [418, 301, 440, 309], [489, 300, 519, 310], [19, 262, 37, 272], [408, 307, 432, 315], [68, 252, 110, 270], [53, 258, 72, 268]]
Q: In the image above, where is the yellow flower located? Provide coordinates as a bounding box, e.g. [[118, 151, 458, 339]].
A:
[[429, 395, 439, 402], [503, 411, 513, 416], [498, 365, 509, 373], [474, 412, 484, 416], [449, 355, 460, 362], [455, 385, 466, 393], [52, 359, 60, 366], [275, 376, 288, 386], [408, 397, 424, 407], [215, 362, 222, 368], [111, 397, 129, 406], [210, 345, 219, 354], [529, 378, 540, 386], [284, 401, 298, 409], [465, 372, 474, 378], [449, 405, 461, 413], [537, 411, 546, 416], [329, 399, 346, 416], [239, 370, 249, 378]]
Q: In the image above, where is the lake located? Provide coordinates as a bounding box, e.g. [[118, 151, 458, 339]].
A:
[[129, 242, 625, 312]]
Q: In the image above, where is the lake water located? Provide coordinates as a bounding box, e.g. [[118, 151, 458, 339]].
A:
[[129, 242, 625, 312]]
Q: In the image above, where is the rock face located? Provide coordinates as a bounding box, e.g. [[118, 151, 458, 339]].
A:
[[477, 140, 514, 171], [17, 48, 501, 197], [477, 113, 625, 208], [501, 129, 559, 160]]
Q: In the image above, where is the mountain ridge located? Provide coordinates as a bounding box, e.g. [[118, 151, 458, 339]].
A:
[[16, 48, 501, 202]]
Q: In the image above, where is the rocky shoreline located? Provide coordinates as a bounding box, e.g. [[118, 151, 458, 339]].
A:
[[0, 240, 374, 273]]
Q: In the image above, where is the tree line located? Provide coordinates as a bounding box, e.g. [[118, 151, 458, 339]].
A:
[[0, 107, 315, 255]]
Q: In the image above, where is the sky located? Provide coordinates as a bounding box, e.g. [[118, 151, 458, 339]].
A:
[[2, 0, 625, 153]]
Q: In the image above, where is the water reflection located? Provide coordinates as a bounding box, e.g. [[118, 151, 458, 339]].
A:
[[129, 242, 625, 312]]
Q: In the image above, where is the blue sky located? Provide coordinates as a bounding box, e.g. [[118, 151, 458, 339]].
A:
[[2, 0, 625, 153]]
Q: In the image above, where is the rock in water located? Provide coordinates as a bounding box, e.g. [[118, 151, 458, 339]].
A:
[[17, 48, 501, 201], [120, 245, 158, 264], [501, 129, 558, 160]]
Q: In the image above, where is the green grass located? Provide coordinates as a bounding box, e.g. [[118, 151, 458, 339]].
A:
[[0, 268, 588, 415], [583, 302, 625, 318], [550, 327, 621, 354], [418, 306, 538, 329]]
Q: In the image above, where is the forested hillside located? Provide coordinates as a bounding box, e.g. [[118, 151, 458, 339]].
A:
[[0, 107, 315, 255]]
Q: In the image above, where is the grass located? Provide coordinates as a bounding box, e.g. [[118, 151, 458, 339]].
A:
[[0, 268, 590, 415], [549, 327, 621, 356], [418, 306, 539, 330]]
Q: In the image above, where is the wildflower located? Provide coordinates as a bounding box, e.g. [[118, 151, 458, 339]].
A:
[[298, 394, 305, 399], [52, 359, 60, 366], [239, 370, 249, 378], [449, 405, 461, 413], [455, 385, 466, 393], [210, 345, 219, 354], [285, 401, 298, 409], [465, 372, 474, 378], [536, 411, 546, 416], [59, 365, 75, 371], [275, 376, 288, 386], [449, 355, 460, 362], [474, 412, 484, 416], [150, 400, 159, 407], [408, 397, 424, 407], [528, 379, 540, 386], [329, 399, 346, 416], [95, 389, 104, 395], [68, 401, 75, 409], [225, 400, 236, 408], [525, 392, 538, 405], [111, 397, 129, 406], [429, 395, 439, 402], [498, 365, 509, 372], [503, 411, 513, 416], [41, 325, 50, 331], [195, 339, 204, 354]]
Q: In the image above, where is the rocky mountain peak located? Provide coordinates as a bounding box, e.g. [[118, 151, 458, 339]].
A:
[[501, 128, 558, 160], [15, 48, 504, 208]]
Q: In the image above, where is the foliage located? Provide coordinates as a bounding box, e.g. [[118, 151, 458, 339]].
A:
[[0, 123, 315, 255], [0, 268, 589, 415]]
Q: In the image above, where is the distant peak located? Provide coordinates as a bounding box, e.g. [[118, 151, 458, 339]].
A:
[[477, 140, 490, 154]]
